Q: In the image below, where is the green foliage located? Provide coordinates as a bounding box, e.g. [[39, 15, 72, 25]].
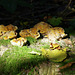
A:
[[26, 37, 37, 44], [41, 44, 50, 49], [47, 17, 63, 26], [0, 0, 32, 13], [0, 46, 45, 75], [27, 68, 35, 75], [0, 39, 10, 46]]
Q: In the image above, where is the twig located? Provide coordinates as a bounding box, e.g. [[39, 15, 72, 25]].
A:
[[64, 11, 74, 17], [61, 0, 72, 15]]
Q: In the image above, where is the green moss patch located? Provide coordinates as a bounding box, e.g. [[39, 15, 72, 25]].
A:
[[0, 45, 46, 75]]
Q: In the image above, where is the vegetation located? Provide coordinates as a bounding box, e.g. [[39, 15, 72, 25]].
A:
[[26, 37, 37, 44], [0, 0, 75, 75], [0, 44, 47, 75], [0, 36, 75, 75], [0, 39, 10, 46]]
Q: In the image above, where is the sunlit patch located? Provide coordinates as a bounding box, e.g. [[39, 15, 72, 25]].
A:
[[19, 22, 67, 43], [10, 37, 27, 47], [19, 28, 40, 39], [47, 27, 67, 43], [0, 24, 18, 40], [3, 31, 17, 40]]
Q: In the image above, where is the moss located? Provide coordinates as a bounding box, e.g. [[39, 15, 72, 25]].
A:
[[0, 39, 10, 46], [0, 45, 46, 75], [26, 37, 37, 44]]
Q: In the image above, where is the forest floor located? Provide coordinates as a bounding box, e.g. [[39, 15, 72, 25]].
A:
[[0, 34, 75, 75]]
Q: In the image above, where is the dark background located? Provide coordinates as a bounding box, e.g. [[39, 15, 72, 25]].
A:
[[0, 0, 75, 34]]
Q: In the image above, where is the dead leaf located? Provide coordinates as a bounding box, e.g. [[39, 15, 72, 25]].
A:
[[59, 62, 75, 70]]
